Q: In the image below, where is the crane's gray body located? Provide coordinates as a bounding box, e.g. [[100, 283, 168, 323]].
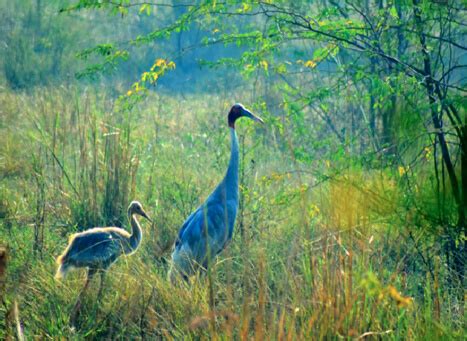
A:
[[57, 227, 134, 274], [171, 128, 239, 276]]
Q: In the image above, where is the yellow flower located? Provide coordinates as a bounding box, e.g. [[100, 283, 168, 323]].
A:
[[155, 59, 165, 67], [308, 204, 320, 218], [398, 166, 408, 177], [259, 60, 268, 71], [424, 147, 432, 160], [387, 286, 412, 308], [304, 60, 317, 68]]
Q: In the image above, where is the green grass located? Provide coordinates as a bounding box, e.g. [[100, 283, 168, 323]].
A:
[[0, 87, 464, 339]]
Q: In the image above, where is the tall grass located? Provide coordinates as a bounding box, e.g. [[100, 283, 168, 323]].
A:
[[0, 87, 464, 339]]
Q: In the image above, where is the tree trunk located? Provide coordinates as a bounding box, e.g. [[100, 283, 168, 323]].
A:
[[413, 0, 464, 293]]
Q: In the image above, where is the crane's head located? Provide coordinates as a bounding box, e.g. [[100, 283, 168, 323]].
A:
[[228, 103, 264, 129], [128, 201, 152, 222]]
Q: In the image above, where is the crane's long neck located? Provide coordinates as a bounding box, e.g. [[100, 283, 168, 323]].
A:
[[126, 210, 143, 254], [222, 127, 239, 200]]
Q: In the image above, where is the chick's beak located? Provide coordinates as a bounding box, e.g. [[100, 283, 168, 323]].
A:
[[243, 108, 264, 124], [141, 211, 152, 222]]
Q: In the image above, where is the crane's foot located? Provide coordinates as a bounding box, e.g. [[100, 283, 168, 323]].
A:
[[70, 269, 94, 328], [69, 297, 82, 328]]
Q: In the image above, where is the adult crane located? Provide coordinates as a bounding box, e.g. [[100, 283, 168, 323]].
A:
[[169, 103, 263, 281]]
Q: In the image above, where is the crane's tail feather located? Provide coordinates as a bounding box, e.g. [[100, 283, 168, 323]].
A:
[[55, 263, 73, 280], [55, 263, 65, 280], [55, 234, 79, 280], [55, 237, 73, 266], [55, 254, 64, 265], [55, 233, 78, 266], [169, 246, 197, 283]]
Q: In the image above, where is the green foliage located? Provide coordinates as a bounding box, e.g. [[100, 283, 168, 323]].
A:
[[75, 44, 130, 79], [1, 1, 73, 88]]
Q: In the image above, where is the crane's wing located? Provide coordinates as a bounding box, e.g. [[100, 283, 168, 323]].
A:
[[66, 231, 124, 268], [175, 210, 197, 248], [175, 202, 228, 264]]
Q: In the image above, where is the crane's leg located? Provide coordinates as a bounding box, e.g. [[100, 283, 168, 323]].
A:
[[70, 268, 96, 327], [97, 270, 106, 300]]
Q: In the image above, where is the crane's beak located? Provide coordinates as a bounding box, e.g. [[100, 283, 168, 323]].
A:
[[242, 108, 264, 124]]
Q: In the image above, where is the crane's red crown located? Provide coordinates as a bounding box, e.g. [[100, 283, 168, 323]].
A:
[[228, 104, 244, 128], [228, 103, 264, 128]]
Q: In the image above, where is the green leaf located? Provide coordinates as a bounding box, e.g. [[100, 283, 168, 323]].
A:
[[139, 4, 151, 16]]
